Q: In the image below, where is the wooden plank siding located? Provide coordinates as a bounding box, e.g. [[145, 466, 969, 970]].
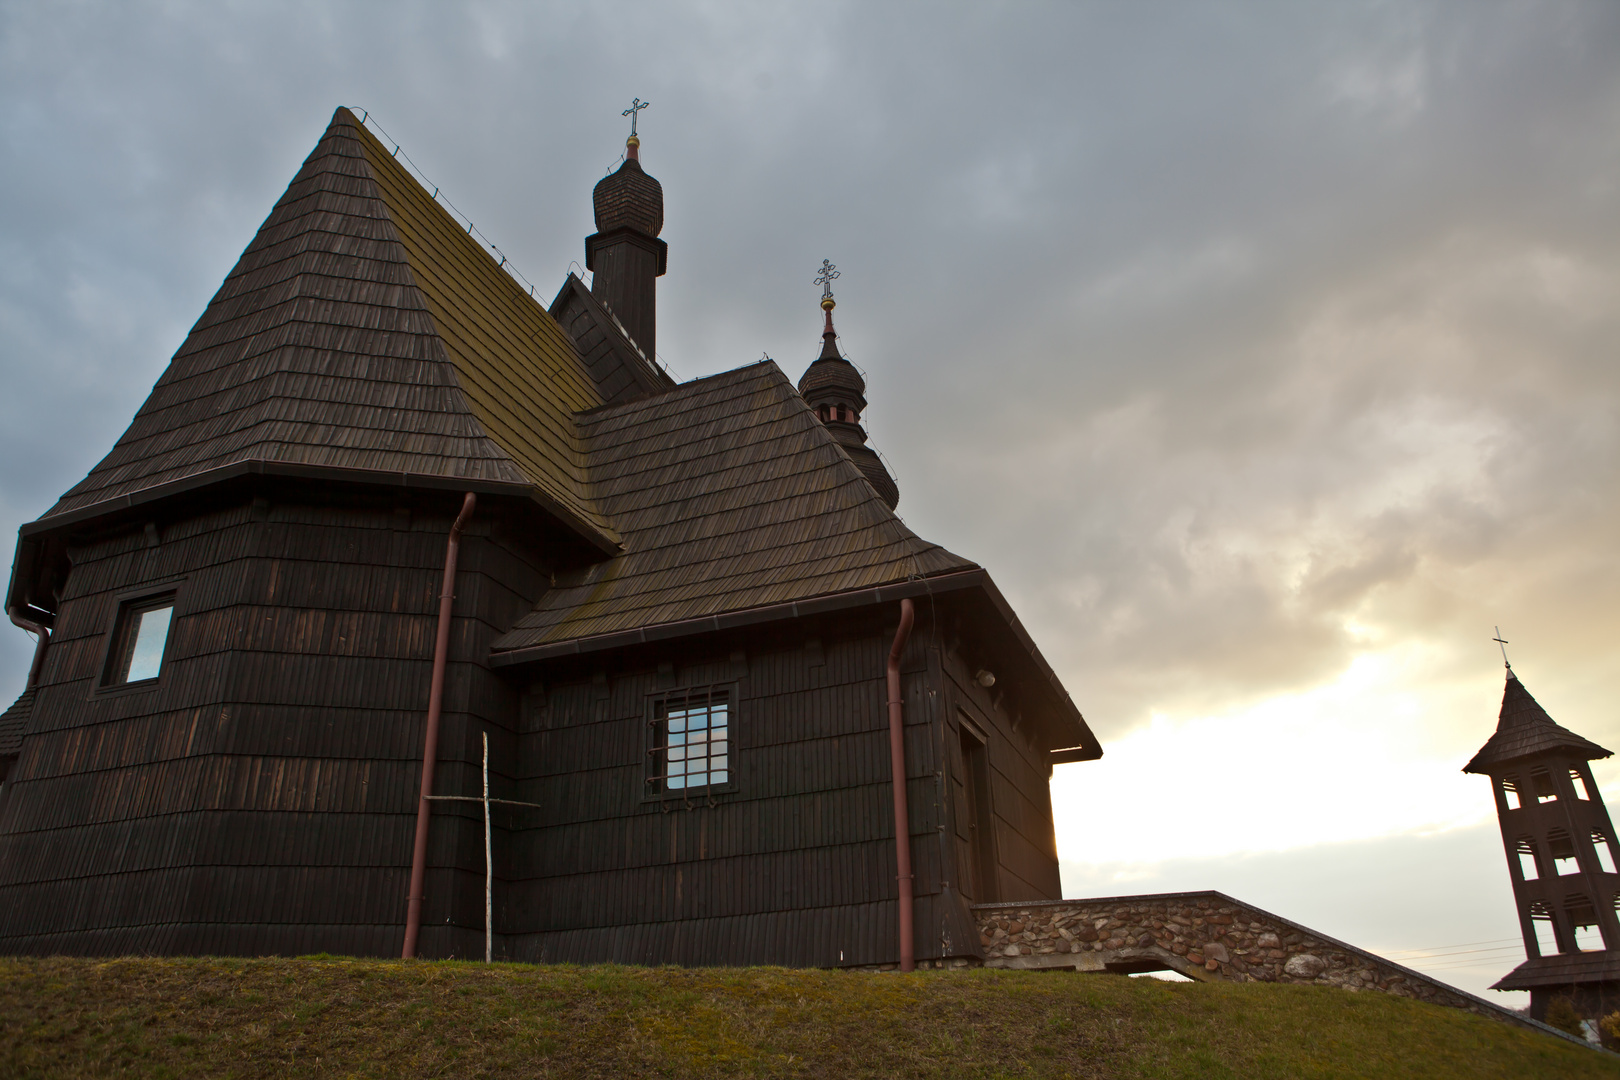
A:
[[490, 607, 1039, 968], [940, 645, 1064, 906], [0, 491, 550, 959]]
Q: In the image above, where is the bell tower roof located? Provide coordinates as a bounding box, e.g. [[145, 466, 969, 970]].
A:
[[591, 150, 663, 237], [1462, 668, 1613, 774], [796, 261, 898, 509]]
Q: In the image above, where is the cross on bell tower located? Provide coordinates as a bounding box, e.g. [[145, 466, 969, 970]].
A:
[[1464, 644, 1620, 1024], [622, 97, 650, 138]]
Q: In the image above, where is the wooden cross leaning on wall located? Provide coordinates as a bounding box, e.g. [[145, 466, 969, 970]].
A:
[[423, 732, 541, 963]]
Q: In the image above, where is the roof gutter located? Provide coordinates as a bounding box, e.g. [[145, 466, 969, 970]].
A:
[[17, 459, 620, 556], [7, 606, 49, 689]]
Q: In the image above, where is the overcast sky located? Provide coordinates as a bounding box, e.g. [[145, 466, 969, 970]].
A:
[[4, 1, 1619, 1000]]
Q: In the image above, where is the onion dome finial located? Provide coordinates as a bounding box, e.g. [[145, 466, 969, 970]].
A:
[[592, 104, 663, 238]]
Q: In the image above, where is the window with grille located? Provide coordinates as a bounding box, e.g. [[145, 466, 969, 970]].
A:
[[647, 687, 730, 796], [1500, 776, 1521, 810]]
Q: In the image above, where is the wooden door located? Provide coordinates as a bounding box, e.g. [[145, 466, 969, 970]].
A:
[[955, 721, 997, 904]]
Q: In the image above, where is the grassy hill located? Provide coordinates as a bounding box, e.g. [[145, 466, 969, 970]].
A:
[[0, 957, 1607, 1079]]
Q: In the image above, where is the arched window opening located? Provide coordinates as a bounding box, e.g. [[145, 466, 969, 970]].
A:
[[1515, 837, 1541, 881], [1570, 769, 1593, 801], [1592, 830, 1617, 875], [1567, 896, 1605, 951], [1529, 900, 1561, 955], [1500, 775, 1521, 811], [1530, 767, 1558, 804], [1548, 829, 1581, 876]]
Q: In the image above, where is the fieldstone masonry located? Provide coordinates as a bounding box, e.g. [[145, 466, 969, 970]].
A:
[[970, 891, 1584, 1044]]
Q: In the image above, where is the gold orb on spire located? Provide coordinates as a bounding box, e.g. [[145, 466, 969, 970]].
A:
[[626, 135, 640, 149], [821, 297, 836, 311]]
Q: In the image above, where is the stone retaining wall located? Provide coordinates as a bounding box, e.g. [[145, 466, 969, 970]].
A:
[[972, 890, 1584, 1045]]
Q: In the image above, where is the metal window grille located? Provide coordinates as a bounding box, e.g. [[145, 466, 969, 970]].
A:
[[648, 687, 730, 794]]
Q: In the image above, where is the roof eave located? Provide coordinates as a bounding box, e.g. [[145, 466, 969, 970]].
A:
[[489, 567, 1102, 762], [8, 459, 623, 614]]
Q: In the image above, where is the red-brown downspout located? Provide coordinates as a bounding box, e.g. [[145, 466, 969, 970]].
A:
[[8, 608, 50, 688], [402, 492, 477, 959], [887, 597, 917, 972]]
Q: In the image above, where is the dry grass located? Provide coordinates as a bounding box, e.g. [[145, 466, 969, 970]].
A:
[[0, 956, 1607, 1079]]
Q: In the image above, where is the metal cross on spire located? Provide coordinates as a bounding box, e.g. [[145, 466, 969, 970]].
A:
[[1493, 626, 1512, 669], [622, 97, 650, 138], [814, 259, 840, 301]]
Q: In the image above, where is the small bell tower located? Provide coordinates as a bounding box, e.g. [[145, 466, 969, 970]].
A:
[[797, 261, 900, 509], [585, 98, 666, 361], [1464, 635, 1620, 1024]]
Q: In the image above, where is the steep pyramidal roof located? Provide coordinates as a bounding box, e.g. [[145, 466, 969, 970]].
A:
[[33, 107, 619, 549], [17, 107, 1028, 702], [493, 362, 974, 654], [1462, 669, 1613, 773]]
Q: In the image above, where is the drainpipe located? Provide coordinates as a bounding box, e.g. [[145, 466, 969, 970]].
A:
[[402, 492, 477, 959], [8, 607, 51, 688], [887, 597, 917, 972]]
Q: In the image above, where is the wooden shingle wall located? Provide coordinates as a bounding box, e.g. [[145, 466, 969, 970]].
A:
[[500, 611, 1012, 967], [0, 491, 548, 958], [939, 644, 1064, 905]]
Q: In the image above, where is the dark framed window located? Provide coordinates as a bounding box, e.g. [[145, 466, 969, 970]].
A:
[[646, 686, 731, 797], [102, 593, 176, 687]]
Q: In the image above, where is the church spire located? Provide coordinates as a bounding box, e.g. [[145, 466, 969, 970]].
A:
[[585, 98, 666, 360], [797, 261, 900, 509]]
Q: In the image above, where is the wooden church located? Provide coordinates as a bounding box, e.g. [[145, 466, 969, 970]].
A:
[[1467, 662, 1620, 1022], [0, 107, 1099, 967]]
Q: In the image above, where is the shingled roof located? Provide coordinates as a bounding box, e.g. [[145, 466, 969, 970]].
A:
[[29, 107, 617, 550], [1462, 670, 1613, 774], [491, 361, 977, 655], [1492, 950, 1620, 991], [0, 686, 33, 760]]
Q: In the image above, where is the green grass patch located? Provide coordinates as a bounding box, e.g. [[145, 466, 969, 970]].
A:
[[0, 956, 1607, 1078]]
